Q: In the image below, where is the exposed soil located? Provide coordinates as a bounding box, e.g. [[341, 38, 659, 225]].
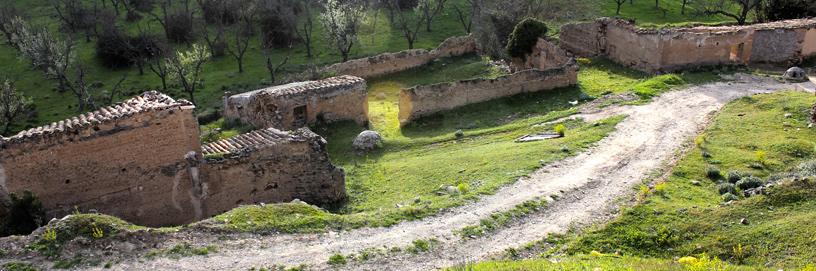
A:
[[2, 74, 814, 271]]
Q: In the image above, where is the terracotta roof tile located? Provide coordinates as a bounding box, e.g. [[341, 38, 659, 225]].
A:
[[4, 91, 192, 143], [202, 127, 297, 155]]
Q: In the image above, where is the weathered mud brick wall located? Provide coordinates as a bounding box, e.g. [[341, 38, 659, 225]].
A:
[[200, 128, 345, 216], [321, 35, 478, 78], [0, 92, 203, 227], [398, 38, 577, 124], [399, 64, 578, 124], [560, 18, 816, 73], [224, 75, 368, 130]]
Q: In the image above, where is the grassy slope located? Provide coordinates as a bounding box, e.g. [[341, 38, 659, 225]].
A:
[[1, 0, 739, 135], [450, 254, 768, 271], [204, 56, 720, 233], [474, 91, 816, 270]]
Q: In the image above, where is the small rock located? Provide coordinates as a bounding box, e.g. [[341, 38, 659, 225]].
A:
[[454, 129, 464, 139], [353, 130, 383, 152], [782, 67, 808, 82], [784, 113, 793, 118], [740, 218, 749, 225], [445, 186, 459, 195], [690, 180, 701, 186]]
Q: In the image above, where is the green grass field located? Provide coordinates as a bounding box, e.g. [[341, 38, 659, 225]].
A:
[[478, 91, 816, 270], [0, 0, 742, 136], [448, 254, 771, 271]]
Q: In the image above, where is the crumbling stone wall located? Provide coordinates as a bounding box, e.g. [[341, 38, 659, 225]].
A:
[[200, 128, 345, 216], [0, 92, 347, 227], [0, 92, 202, 226], [560, 18, 816, 73], [399, 64, 578, 124], [513, 38, 575, 71], [399, 38, 577, 124], [320, 35, 478, 78], [223, 75, 368, 130]]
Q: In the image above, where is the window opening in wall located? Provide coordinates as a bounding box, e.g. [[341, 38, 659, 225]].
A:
[[730, 43, 745, 62], [293, 105, 308, 128]]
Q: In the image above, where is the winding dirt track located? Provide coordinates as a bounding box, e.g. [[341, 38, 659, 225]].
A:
[[106, 75, 814, 271]]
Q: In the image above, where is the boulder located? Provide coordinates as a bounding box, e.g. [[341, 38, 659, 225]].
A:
[[782, 67, 807, 82], [353, 130, 383, 152]]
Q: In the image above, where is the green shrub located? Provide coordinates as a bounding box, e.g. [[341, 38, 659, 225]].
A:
[[772, 140, 815, 158], [2, 262, 39, 271], [554, 124, 566, 137], [726, 170, 743, 184], [705, 166, 721, 180], [721, 192, 739, 202], [0, 191, 46, 237], [717, 183, 736, 195], [328, 254, 347, 266], [736, 176, 764, 190], [505, 18, 548, 59]]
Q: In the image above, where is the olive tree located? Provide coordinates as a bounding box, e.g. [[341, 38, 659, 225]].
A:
[[0, 80, 32, 135], [320, 0, 365, 62], [166, 44, 211, 105], [696, 0, 762, 25]]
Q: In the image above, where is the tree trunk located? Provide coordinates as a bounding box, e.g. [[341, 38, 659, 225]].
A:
[[237, 58, 244, 73]]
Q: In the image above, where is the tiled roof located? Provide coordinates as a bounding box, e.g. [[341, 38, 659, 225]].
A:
[[5, 91, 192, 143], [247, 75, 364, 98], [202, 127, 295, 155]]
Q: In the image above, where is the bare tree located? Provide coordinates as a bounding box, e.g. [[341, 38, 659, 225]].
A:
[[166, 44, 211, 105], [696, 0, 761, 24], [225, 0, 255, 73], [264, 52, 289, 84], [320, 0, 365, 62], [148, 52, 170, 90], [613, 0, 627, 14], [149, 0, 195, 44], [99, 74, 127, 105], [417, 0, 447, 32], [51, 0, 101, 42], [0, 80, 33, 135], [681, 0, 690, 14], [297, 0, 316, 58], [452, 0, 477, 33], [386, 0, 424, 49]]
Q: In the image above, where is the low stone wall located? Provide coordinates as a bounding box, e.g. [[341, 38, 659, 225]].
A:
[[560, 18, 816, 73], [224, 75, 368, 130], [200, 128, 345, 216], [399, 64, 578, 124], [320, 35, 478, 78]]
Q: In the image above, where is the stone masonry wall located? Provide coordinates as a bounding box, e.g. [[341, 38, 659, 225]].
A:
[[320, 35, 477, 78], [200, 128, 345, 216], [223, 75, 368, 130], [560, 18, 816, 73], [0, 94, 202, 227], [1, 92, 347, 227], [399, 64, 578, 124]]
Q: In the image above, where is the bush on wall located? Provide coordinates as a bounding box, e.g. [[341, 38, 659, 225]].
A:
[[505, 18, 548, 59]]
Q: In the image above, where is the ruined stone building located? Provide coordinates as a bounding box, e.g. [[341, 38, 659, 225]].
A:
[[0, 91, 345, 227], [223, 75, 368, 130], [560, 18, 816, 73]]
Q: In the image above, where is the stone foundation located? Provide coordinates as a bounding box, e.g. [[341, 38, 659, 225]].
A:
[[560, 18, 816, 73]]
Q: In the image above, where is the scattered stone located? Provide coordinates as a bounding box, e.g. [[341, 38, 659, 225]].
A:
[[784, 113, 793, 118], [444, 185, 460, 195], [353, 130, 383, 152], [454, 129, 464, 139], [782, 67, 808, 82], [690, 180, 701, 186], [740, 218, 749, 225]]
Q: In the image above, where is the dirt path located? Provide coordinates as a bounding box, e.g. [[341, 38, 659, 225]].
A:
[[91, 75, 815, 270]]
